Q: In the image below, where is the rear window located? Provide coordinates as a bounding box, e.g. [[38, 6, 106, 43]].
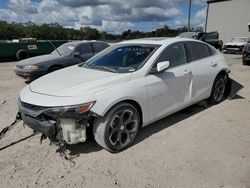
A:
[[208, 45, 217, 56], [187, 42, 210, 61], [93, 42, 109, 52]]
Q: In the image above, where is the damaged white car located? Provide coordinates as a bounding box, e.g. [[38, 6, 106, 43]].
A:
[[18, 38, 230, 152], [223, 37, 249, 54]]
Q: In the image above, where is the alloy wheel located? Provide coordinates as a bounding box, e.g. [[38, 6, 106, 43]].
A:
[[213, 78, 226, 102], [108, 109, 139, 149]]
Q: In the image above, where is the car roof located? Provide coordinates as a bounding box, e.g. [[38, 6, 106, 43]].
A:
[[119, 37, 197, 45], [66, 40, 106, 45]]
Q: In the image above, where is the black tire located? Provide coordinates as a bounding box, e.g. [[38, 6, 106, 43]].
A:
[[209, 74, 227, 105], [93, 103, 140, 152], [242, 59, 250, 65], [16, 49, 28, 61], [47, 65, 63, 73]]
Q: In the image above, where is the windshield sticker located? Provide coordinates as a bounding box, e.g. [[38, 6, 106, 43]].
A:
[[123, 47, 153, 53], [68, 46, 75, 50]]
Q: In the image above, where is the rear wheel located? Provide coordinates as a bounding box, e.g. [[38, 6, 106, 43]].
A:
[[209, 74, 227, 104], [16, 49, 29, 61], [242, 58, 250, 65], [93, 103, 140, 152]]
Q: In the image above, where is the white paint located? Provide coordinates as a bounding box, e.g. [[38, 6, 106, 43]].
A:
[[19, 38, 229, 130]]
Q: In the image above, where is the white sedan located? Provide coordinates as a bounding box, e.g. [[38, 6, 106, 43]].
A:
[[18, 38, 230, 152]]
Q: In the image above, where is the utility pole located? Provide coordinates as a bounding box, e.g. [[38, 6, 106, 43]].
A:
[[188, 0, 192, 31]]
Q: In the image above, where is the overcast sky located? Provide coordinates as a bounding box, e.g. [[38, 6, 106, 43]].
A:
[[0, 0, 207, 33]]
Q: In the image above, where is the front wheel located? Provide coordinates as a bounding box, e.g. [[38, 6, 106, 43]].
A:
[[209, 74, 227, 105], [93, 103, 140, 152]]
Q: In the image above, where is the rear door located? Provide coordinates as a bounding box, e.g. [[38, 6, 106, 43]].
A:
[[186, 41, 218, 103]]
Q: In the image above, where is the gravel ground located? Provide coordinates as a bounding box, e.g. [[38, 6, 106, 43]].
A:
[[0, 54, 250, 188]]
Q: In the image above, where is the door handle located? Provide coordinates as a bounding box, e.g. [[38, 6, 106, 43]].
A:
[[184, 69, 192, 76], [210, 62, 217, 67]]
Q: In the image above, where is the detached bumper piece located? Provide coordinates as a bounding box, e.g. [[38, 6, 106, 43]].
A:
[[21, 114, 56, 141]]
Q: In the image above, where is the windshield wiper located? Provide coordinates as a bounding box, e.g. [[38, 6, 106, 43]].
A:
[[48, 40, 62, 56], [78, 62, 88, 67], [93, 66, 117, 73]]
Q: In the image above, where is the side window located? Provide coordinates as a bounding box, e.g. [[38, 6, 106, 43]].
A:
[[93, 42, 109, 52], [75, 43, 93, 54], [156, 42, 187, 68], [207, 45, 217, 56], [187, 42, 210, 61]]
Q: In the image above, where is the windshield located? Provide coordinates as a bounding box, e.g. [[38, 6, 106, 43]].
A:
[[51, 43, 77, 56], [83, 44, 159, 73], [230, 38, 247, 43]]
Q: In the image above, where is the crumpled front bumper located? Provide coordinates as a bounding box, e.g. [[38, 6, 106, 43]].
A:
[[18, 98, 92, 144], [21, 113, 56, 140], [18, 98, 57, 141]]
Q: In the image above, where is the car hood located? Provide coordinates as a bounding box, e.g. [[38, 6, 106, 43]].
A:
[[16, 54, 62, 66], [29, 65, 132, 97], [225, 42, 246, 46]]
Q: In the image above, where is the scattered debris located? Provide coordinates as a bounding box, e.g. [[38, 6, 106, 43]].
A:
[[0, 99, 6, 106], [56, 143, 77, 167], [0, 113, 22, 141]]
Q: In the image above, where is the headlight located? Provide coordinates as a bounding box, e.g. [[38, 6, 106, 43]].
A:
[[45, 102, 96, 118], [62, 102, 95, 115], [23, 65, 39, 71]]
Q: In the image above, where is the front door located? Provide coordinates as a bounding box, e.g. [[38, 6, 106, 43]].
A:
[[146, 42, 192, 121]]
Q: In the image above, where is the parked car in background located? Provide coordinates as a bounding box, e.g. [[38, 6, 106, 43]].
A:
[[179, 31, 223, 51], [223, 37, 249, 54], [0, 38, 67, 61], [18, 38, 230, 152], [242, 42, 250, 65], [15, 41, 109, 81]]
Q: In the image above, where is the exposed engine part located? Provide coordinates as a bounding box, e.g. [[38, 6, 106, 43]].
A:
[[59, 118, 86, 144]]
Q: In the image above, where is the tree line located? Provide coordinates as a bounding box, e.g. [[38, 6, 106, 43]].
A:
[[0, 21, 201, 41]]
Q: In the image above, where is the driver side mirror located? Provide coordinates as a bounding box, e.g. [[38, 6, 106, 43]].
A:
[[150, 61, 170, 74], [157, 61, 169, 72]]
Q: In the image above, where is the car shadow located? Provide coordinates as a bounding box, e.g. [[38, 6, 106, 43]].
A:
[[56, 78, 245, 157], [132, 78, 244, 148], [227, 78, 244, 100], [66, 139, 102, 156]]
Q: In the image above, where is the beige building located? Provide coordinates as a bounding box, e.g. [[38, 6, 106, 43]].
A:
[[205, 0, 250, 43]]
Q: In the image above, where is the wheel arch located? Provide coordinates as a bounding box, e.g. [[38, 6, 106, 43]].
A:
[[217, 69, 228, 78], [47, 64, 64, 73], [209, 68, 231, 100], [93, 98, 144, 126], [118, 99, 143, 126]]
